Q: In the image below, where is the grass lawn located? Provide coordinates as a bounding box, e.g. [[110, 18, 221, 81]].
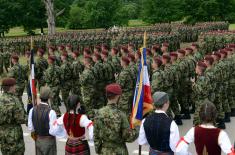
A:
[[5, 27, 68, 37], [229, 24, 235, 30], [128, 19, 149, 27]]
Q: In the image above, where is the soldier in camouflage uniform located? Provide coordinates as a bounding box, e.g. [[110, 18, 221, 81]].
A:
[[111, 47, 121, 74], [35, 48, 48, 89], [3, 48, 11, 72], [71, 51, 84, 97], [94, 83, 138, 155], [193, 61, 211, 126], [92, 52, 106, 109], [151, 57, 164, 93], [0, 78, 26, 155], [0, 50, 3, 75], [116, 56, 134, 116], [60, 52, 73, 110], [101, 50, 115, 85], [80, 55, 96, 118], [7, 55, 27, 104], [43, 56, 62, 116]]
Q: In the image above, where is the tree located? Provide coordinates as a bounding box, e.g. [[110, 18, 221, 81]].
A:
[[141, 0, 183, 23], [68, 0, 124, 29], [0, 0, 23, 37]]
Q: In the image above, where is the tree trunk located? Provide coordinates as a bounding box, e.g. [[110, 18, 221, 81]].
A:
[[40, 26, 44, 35], [43, 0, 56, 35]]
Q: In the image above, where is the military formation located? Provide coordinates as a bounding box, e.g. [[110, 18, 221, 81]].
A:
[[1, 21, 235, 154]]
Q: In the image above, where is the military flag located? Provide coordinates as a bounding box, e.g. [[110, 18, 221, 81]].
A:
[[130, 32, 153, 129]]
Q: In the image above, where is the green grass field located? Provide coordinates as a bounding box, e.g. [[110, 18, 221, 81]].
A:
[[229, 24, 235, 30], [5, 27, 68, 37]]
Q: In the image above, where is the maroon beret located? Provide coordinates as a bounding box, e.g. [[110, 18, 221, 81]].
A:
[[102, 44, 108, 50], [48, 56, 55, 62], [25, 51, 31, 55], [93, 52, 101, 60], [228, 44, 235, 48], [112, 47, 118, 54], [128, 53, 135, 61], [121, 56, 130, 64], [204, 55, 214, 63], [186, 48, 193, 53], [178, 49, 186, 55], [162, 54, 171, 60], [213, 52, 221, 59], [225, 48, 233, 52], [162, 42, 169, 47], [83, 48, 90, 53], [152, 44, 160, 50], [2, 78, 16, 86], [49, 46, 55, 51], [106, 83, 122, 95], [11, 55, 19, 60], [61, 52, 68, 57], [73, 51, 80, 57], [220, 50, 228, 56], [37, 48, 45, 55], [101, 50, 109, 56], [84, 55, 93, 61], [197, 61, 207, 68], [122, 47, 129, 53], [170, 52, 178, 58], [153, 56, 162, 66], [60, 45, 65, 50]]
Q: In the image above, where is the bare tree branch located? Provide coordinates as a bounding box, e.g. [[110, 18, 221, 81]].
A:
[[56, 8, 65, 17]]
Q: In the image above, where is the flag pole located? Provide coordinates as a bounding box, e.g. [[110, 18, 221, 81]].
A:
[[139, 31, 147, 155], [30, 36, 37, 106]]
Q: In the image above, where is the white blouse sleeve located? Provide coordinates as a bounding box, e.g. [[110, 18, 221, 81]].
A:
[[176, 127, 195, 154], [169, 121, 180, 152], [218, 130, 233, 154], [49, 114, 67, 138], [80, 115, 93, 141], [138, 119, 149, 146]]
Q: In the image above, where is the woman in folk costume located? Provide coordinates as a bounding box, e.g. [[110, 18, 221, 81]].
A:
[[176, 100, 235, 155], [51, 95, 94, 155]]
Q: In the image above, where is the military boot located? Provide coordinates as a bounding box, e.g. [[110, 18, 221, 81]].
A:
[[174, 115, 183, 125], [224, 112, 231, 122]]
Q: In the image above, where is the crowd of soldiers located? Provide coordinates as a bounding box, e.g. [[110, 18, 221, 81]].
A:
[[1, 30, 234, 132], [0, 22, 229, 56]]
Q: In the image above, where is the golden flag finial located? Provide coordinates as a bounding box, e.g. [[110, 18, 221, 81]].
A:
[[143, 31, 147, 48]]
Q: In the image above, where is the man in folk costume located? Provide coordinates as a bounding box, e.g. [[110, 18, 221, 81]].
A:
[[138, 91, 180, 155], [28, 86, 57, 155]]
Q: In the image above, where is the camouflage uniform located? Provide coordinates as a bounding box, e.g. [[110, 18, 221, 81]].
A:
[[0, 52, 3, 75], [192, 74, 211, 125], [116, 67, 134, 116], [94, 102, 138, 155], [93, 59, 107, 108], [151, 69, 165, 93], [60, 60, 73, 109], [71, 58, 84, 97], [80, 67, 96, 117], [35, 56, 48, 89], [43, 64, 62, 116], [7, 63, 27, 103], [3, 51, 11, 72], [0, 92, 26, 155]]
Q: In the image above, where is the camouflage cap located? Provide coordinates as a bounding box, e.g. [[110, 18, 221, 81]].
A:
[[153, 91, 169, 107], [40, 86, 52, 100]]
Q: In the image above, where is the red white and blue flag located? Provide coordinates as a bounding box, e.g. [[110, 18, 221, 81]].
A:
[[30, 49, 37, 105], [130, 47, 153, 128]]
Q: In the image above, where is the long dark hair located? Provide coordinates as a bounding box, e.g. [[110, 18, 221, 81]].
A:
[[66, 95, 80, 128], [199, 100, 217, 125]]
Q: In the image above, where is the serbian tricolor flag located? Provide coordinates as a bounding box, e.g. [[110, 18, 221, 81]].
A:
[[130, 47, 153, 128], [30, 49, 37, 105]]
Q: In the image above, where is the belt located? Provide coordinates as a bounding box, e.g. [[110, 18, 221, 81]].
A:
[[37, 135, 55, 140], [68, 135, 85, 141]]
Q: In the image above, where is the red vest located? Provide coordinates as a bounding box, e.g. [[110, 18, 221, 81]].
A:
[[194, 126, 221, 155], [63, 113, 85, 137]]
